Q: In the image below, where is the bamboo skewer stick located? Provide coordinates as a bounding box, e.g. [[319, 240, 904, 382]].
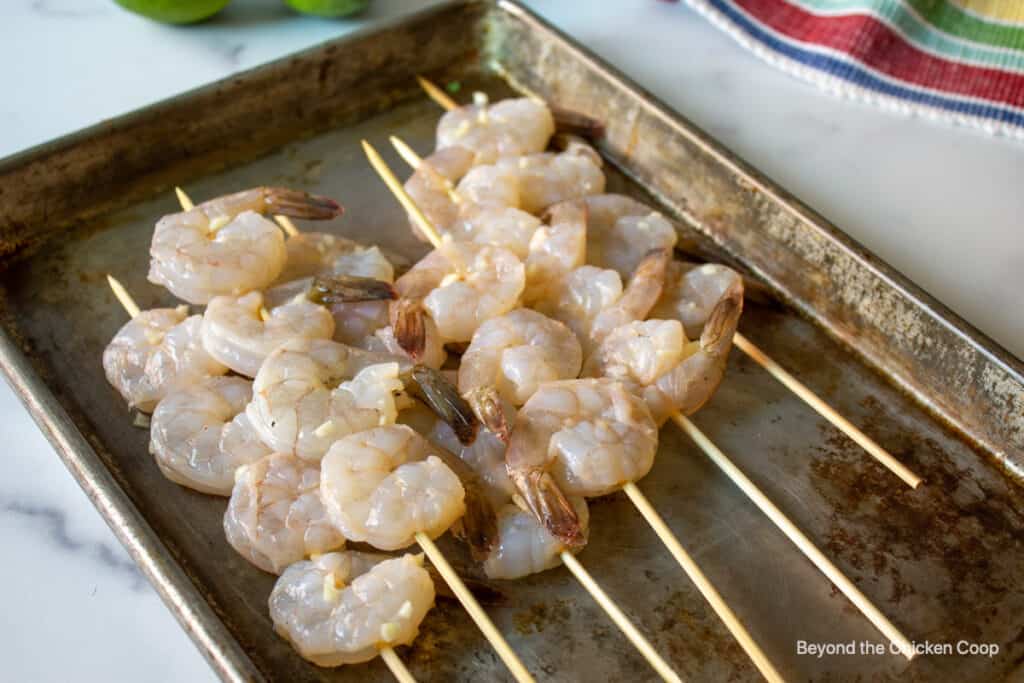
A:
[[106, 275, 141, 319], [731, 334, 921, 488], [416, 75, 459, 112], [623, 482, 785, 683], [672, 414, 915, 660], [414, 533, 535, 683], [559, 551, 683, 683], [379, 647, 416, 683], [361, 141, 445, 251], [414, 76, 921, 491], [390, 136, 462, 205], [365, 139, 682, 683]]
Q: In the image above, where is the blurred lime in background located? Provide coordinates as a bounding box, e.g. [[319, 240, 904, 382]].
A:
[[113, 0, 232, 24], [283, 0, 369, 17], [114, 0, 369, 23]]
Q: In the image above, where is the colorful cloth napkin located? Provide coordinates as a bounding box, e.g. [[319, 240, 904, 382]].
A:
[[681, 0, 1024, 137]]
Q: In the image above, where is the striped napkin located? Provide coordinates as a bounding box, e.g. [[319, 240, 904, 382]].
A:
[[680, 0, 1024, 138]]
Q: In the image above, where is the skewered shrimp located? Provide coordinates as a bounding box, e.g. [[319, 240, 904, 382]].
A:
[[201, 291, 335, 377], [651, 261, 745, 340], [149, 376, 271, 495], [246, 340, 407, 461], [361, 299, 447, 370], [506, 378, 659, 546], [584, 194, 678, 280], [399, 400, 515, 509], [276, 231, 394, 284], [148, 187, 341, 304], [458, 308, 582, 408], [224, 451, 346, 574], [404, 146, 475, 240], [394, 241, 525, 343], [436, 95, 555, 165], [269, 551, 434, 667], [103, 306, 227, 413], [585, 280, 743, 424], [483, 497, 589, 581], [319, 424, 466, 551], [537, 248, 669, 355], [456, 144, 605, 216], [521, 199, 587, 304]]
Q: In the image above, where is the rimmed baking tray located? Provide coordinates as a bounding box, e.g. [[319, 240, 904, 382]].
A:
[[1, 1, 1022, 681]]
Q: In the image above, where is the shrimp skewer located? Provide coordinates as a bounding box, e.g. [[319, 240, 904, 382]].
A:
[[269, 550, 429, 678], [318, 424, 535, 683], [364, 140, 682, 683], [417, 76, 919, 487]]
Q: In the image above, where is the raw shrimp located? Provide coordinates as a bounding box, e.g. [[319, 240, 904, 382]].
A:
[[264, 276, 395, 349], [404, 146, 476, 240], [584, 194, 678, 280], [506, 378, 658, 545], [436, 95, 555, 165], [651, 261, 745, 340], [319, 425, 466, 551], [269, 551, 434, 666], [247, 340, 408, 461], [399, 400, 515, 509], [458, 308, 582, 408], [149, 376, 271, 495], [537, 248, 669, 355], [483, 497, 589, 581], [587, 284, 743, 424], [201, 291, 334, 377], [456, 144, 605, 215], [394, 241, 525, 343], [103, 306, 227, 413], [276, 232, 395, 285], [521, 199, 587, 304], [360, 299, 447, 370], [148, 187, 341, 304], [224, 452, 346, 574]]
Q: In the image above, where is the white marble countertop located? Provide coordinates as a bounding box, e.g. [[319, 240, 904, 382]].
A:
[[1, 0, 1021, 680]]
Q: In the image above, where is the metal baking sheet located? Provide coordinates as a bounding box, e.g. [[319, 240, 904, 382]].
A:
[[1, 2, 1022, 681]]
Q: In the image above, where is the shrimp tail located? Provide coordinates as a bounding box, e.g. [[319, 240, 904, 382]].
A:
[[459, 487, 500, 561], [307, 275, 396, 305], [465, 386, 511, 444], [260, 187, 343, 219], [411, 365, 479, 445], [551, 107, 605, 140], [700, 285, 743, 357], [391, 299, 427, 362], [511, 470, 586, 550]]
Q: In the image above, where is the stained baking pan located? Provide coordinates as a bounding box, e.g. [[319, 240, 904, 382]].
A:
[[1, 1, 1022, 681]]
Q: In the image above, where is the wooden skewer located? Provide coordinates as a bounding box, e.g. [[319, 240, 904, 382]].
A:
[[732, 333, 921, 488], [414, 75, 920, 490], [175, 186, 300, 239], [416, 75, 459, 112], [379, 646, 416, 683], [106, 275, 141, 319], [361, 140, 445, 251], [672, 413, 915, 660], [389, 136, 462, 205], [367, 139, 682, 682], [386, 135, 782, 679], [560, 551, 683, 683], [414, 533, 535, 683], [623, 482, 785, 682]]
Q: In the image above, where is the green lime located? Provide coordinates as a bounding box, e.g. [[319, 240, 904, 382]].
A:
[[284, 0, 369, 18], [114, 0, 231, 24]]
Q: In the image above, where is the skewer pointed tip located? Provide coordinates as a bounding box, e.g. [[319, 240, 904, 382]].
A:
[[106, 274, 141, 319], [174, 186, 195, 211], [416, 75, 458, 112]]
